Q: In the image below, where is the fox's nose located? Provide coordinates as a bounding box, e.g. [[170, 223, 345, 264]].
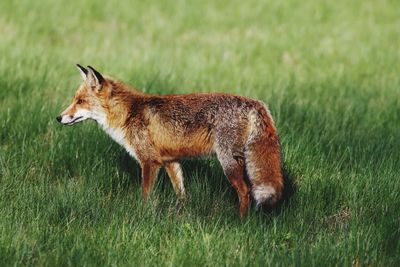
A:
[[56, 115, 62, 123]]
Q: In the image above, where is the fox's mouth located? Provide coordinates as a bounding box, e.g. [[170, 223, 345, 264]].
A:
[[64, 116, 84, 126]]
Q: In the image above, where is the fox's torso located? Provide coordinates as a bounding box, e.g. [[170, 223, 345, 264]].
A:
[[103, 92, 275, 165]]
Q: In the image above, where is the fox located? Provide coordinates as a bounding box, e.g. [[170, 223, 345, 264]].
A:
[[57, 64, 284, 218]]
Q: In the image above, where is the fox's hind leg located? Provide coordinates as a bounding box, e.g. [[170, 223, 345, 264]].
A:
[[165, 162, 186, 200], [141, 162, 161, 200], [216, 150, 250, 218]]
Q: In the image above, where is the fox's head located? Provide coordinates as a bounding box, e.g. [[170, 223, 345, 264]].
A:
[[57, 64, 112, 126]]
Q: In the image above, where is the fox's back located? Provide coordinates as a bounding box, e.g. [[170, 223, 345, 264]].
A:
[[146, 92, 265, 127]]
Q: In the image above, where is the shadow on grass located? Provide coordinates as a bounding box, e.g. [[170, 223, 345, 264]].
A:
[[115, 149, 296, 220], [112, 151, 141, 191]]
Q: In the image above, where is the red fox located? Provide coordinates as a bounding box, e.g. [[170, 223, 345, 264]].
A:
[[57, 65, 284, 217]]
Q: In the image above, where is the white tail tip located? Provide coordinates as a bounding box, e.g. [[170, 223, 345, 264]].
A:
[[252, 185, 277, 207]]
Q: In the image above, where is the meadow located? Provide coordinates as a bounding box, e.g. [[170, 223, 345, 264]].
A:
[[0, 0, 399, 265]]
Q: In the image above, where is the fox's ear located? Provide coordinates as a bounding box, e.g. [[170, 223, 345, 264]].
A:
[[76, 64, 88, 81], [87, 65, 105, 91]]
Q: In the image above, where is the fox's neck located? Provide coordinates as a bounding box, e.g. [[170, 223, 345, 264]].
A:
[[96, 90, 135, 151], [96, 84, 145, 145]]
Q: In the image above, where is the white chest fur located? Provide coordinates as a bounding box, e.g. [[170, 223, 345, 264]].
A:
[[100, 123, 138, 161]]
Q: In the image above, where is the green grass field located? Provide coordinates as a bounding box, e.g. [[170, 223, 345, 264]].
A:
[[1, 0, 399, 266]]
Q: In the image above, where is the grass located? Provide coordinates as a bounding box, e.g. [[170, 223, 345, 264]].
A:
[[1, 0, 400, 265]]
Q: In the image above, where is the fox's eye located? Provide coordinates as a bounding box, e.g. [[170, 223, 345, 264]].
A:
[[76, 99, 84, 104]]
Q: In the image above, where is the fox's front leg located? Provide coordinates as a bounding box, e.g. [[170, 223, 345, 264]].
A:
[[141, 162, 161, 200]]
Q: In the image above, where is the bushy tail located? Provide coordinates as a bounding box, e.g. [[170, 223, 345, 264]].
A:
[[245, 107, 284, 207]]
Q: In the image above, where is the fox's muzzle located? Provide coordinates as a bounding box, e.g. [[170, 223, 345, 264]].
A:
[[57, 113, 85, 126]]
